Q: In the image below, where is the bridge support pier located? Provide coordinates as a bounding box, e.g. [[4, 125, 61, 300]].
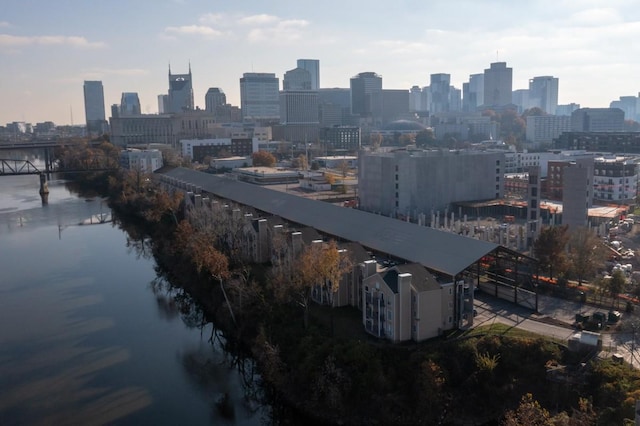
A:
[[39, 173, 49, 204]]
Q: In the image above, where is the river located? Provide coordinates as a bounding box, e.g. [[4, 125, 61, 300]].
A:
[[0, 171, 270, 425]]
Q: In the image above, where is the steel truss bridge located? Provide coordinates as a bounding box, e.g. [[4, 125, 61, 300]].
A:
[[0, 158, 117, 176], [0, 159, 43, 176]]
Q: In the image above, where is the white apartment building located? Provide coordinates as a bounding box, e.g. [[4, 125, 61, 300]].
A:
[[362, 262, 457, 343], [119, 149, 164, 172], [593, 156, 639, 204]]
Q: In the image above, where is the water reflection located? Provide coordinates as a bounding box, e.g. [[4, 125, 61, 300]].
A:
[[147, 273, 269, 425], [0, 175, 272, 425]]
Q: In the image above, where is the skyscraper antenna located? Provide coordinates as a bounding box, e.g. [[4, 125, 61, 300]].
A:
[[70, 105, 73, 125], [496, 50, 499, 62]]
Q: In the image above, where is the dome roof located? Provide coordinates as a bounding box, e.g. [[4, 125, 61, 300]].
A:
[[382, 120, 427, 132]]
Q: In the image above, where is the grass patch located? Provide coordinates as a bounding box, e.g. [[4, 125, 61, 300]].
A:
[[462, 323, 554, 340]]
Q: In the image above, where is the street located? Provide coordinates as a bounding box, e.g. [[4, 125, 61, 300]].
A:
[[473, 290, 640, 367]]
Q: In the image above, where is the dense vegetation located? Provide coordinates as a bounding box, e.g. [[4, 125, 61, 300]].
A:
[[60, 141, 640, 425]]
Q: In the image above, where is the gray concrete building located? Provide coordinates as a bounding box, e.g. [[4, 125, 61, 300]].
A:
[[110, 110, 218, 147], [358, 149, 504, 219], [562, 157, 594, 228]]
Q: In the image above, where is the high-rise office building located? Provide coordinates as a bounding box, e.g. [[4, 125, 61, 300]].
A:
[[240, 73, 280, 122], [429, 73, 451, 113], [296, 59, 320, 90], [283, 68, 312, 91], [409, 86, 423, 113], [528, 76, 559, 114], [204, 88, 227, 113], [120, 92, 141, 116], [463, 73, 484, 112], [83, 81, 106, 134], [483, 62, 512, 108], [350, 72, 382, 117], [167, 64, 194, 113]]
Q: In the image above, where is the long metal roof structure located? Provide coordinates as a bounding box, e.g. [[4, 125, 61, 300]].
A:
[[163, 168, 500, 277]]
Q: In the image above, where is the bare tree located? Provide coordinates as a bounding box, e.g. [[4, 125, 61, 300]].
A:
[[276, 239, 353, 328], [566, 226, 606, 286]]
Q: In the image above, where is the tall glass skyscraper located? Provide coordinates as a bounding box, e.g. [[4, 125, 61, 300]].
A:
[[83, 80, 106, 134], [120, 92, 141, 116], [296, 59, 320, 91], [528, 76, 559, 115]]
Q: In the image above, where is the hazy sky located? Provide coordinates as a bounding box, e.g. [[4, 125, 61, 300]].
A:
[[2, 0, 640, 125]]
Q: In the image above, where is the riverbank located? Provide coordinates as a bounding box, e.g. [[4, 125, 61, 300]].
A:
[[63, 158, 640, 425]]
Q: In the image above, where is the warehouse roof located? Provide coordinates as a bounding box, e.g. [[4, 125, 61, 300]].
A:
[[162, 168, 499, 277]]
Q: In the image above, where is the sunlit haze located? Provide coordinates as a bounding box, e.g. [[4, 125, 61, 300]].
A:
[[2, 0, 640, 125]]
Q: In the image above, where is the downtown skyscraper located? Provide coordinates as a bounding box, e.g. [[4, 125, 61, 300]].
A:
[[83, 80, 106, 135], [167, 64, 194, 113], [240, 73, 280, 123], [483, 62, 512, 108], [296, 59, 320, 91]]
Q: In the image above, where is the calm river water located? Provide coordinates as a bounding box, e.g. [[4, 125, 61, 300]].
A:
[[0, 171, 270, 425]]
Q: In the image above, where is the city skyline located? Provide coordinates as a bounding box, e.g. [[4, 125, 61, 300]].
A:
[[2, 0, 640, 125]]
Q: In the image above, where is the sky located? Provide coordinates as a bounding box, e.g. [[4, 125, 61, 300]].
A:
[[2, 0, 640, 126]]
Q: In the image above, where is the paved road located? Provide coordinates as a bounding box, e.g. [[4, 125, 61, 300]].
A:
[[472, 290, 640, 367]]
